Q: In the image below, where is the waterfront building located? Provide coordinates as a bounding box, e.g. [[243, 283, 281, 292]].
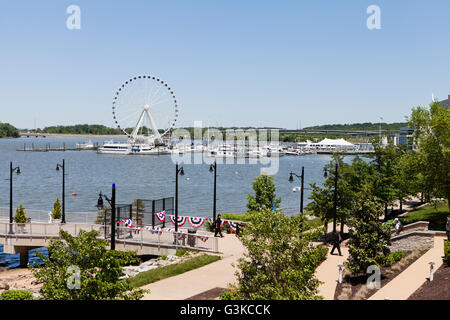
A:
[[438, 94, 450, 108]]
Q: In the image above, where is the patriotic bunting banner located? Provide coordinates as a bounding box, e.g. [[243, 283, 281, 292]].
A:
[[155, 210, 166, 222], [199, 236, 209, 242], [188, 217, 207, 228], [227, 220, 238, 233], [118, 219, 133, 228], [169, 215, 187, 227]]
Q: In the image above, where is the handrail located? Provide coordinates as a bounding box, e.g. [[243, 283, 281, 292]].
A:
[[0, 222, 218, 252]]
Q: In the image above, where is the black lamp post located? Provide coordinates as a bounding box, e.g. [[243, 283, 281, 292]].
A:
[[9, 162, 20, 234], [96, 184, 116, 250], [289, 166, 305, 230], [56, 159, 66, 224], [324, 163, 338, 234], [289, 166, 305, 214], [209, 161, 217, 223], [175, 162, 184, 232]]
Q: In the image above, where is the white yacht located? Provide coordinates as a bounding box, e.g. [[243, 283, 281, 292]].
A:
[[76, 140, 94, 149], [97, 141, 131, 155], [208, 144, 236, 158], [130, 144, 171, 155]]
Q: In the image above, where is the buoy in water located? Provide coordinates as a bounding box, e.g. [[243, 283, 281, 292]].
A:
[[72, 193, 77, 196]]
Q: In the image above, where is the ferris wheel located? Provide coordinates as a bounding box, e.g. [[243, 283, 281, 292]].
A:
[[112, 75, 179, 143]]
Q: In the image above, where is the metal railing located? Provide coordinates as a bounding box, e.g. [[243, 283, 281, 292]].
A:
[[0, 222, 218, 253], [0, 207, 99, 224]]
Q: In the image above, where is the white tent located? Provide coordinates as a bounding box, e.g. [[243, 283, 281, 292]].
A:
[[313, 138, 355, 148]]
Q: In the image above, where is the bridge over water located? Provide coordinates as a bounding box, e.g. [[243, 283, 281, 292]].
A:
[[0, 219, 218, 267]]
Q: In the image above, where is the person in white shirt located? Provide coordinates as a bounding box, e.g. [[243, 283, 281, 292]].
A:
[[394, 218, 402, 235]]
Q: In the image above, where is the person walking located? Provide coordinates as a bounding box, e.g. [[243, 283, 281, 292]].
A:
[[330, 231, 342, 256], [394, 218, 403, 235], [446, 215, 450, 241], [214, 214, 224, 237]]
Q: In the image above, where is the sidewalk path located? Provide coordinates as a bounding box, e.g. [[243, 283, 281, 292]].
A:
[[141, 234, 245, 300], [368, 234, 446, 300], [315, 245, 349, 300]]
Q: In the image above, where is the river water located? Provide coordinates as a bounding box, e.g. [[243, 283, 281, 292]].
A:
[[0, 137, 358, 268]]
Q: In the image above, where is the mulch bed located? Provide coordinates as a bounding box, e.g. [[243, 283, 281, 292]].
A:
[[185, 287, 226, 300], [334, 250, 428, 300], [407, 264, 450, 300]]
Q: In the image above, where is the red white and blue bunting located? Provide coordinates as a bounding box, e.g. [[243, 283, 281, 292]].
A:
[[169, 215, 187, 227], [118, 219, 133, 228], [188, 217, 207, 228], [227, 220, 238, 233], [155, 210, 166, 222]]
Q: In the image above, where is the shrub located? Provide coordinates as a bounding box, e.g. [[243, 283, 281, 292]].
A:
[[175, 248, 189, 257], [52, 197, 62, 220], [31, 229, 147, 300], [0, 290, 34, 300], [444, 241, 450, 266], [221, 213, 252, 222], [14, 205, 28, 224], [384, 250, 408, 267]]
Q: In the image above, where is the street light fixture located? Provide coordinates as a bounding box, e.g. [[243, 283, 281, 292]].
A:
[[209, 161, 217, 223], [56, 159, 66, 224], [288, 166, 305, 214], [289, 166, 305, 231], [175, 162, 184, 232], [96, 184, 116, 250], [9, 162, 21, 234]]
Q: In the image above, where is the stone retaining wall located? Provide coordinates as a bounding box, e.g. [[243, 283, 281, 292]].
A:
[[390, 231, 435, 252], [391, 221, 429, 235]]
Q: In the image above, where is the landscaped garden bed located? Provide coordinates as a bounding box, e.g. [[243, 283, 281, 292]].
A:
[[407, 264, 450, 300], [334, 249, 428, 300]]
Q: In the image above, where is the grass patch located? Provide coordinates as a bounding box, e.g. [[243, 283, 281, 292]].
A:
[[127, 254, 221, 288], [398, 201, 449, 231], [221, 213, 252, 222], [303, 216, 323, 230]]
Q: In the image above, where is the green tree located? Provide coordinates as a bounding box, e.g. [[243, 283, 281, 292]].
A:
[[408, 101, 450, 208], [307, 155, 370, 235], [247, 174, 281, 212], [223, 208, 326, 300], [31, 229, 147, 300], [52, 197, 62, 220], [14, 205, 28, 223], [368, 141, 401, 218], [345, 189, 391, 274], [0, 122, 20, 138]]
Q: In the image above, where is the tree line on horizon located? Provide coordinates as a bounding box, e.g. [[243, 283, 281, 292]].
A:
[[0, 122, 20, 138]]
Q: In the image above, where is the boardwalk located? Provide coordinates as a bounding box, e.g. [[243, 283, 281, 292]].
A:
[[0, 220, 218, 266], [141, 234, 245, 300]]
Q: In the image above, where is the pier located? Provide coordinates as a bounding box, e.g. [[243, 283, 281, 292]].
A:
[[16, 143, 99, 152]]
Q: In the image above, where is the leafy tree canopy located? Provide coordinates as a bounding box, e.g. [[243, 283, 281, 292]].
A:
[[31, 229, 147, 300]]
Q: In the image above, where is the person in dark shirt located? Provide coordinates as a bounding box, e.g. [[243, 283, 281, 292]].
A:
[[446, 215, 450, 241], [330, 231, 342, 256], [214, 214, 224, 237]]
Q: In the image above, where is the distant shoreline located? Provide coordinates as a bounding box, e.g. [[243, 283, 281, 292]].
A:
[[18, 133, 127, 139]]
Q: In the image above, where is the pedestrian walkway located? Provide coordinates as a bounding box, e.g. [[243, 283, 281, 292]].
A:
[[141, 234, 245, 300], [368, 234, 446, 300], [315, 245, 349, 300]]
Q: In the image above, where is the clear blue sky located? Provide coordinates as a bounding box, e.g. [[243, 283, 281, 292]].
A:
[[1, 0, 449, 129]]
